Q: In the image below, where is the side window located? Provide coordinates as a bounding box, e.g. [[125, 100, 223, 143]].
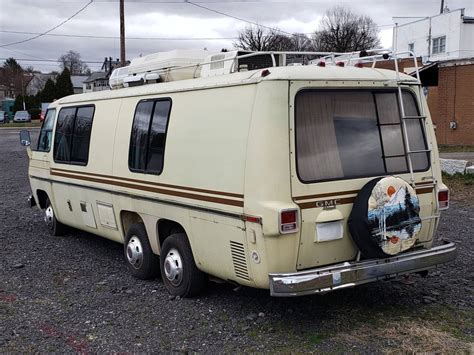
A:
[[70, 106, 94, 164], [129, 99, 171, 174], [54, 108, 76, 163], [147, 101, 172, 174], [54, 105, 95, 165], [37, 109, 56, 152]]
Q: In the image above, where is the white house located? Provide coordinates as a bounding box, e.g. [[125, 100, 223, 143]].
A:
[[393, 8, 474, 62]]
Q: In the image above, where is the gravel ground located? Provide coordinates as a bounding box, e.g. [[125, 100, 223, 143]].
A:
[[1, 129, 473, 353]]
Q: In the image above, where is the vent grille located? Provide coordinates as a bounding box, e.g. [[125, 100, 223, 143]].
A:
[[230, 241, 250, 281]]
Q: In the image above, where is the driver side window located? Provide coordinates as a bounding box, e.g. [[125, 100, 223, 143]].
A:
[[37, 109, 56, 152]]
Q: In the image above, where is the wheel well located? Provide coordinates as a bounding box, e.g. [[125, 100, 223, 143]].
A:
[[120, 211, 144, 236], [36, 190, 49, 209], [157, 219, 185, 247]]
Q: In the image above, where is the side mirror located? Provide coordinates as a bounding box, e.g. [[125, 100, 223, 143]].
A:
[[19, 130, 31, 147]]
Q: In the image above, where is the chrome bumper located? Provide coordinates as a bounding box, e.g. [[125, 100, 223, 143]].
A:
[[269, 241, 456, 297]]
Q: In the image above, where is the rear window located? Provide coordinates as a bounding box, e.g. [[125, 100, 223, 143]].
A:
[[295, 90, 429, 183]]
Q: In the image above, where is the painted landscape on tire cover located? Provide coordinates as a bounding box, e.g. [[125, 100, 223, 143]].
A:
[[368, 185, 422, 245]]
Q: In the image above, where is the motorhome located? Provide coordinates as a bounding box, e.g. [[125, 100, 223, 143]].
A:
[[20, 49, 456, 297]]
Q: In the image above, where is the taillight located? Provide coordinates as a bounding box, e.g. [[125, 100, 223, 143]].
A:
[[438, 189, 449, 210], [280, 209, 298, 234]]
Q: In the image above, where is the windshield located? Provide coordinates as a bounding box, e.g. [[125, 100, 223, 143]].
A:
[[295, 90, 429, 183]]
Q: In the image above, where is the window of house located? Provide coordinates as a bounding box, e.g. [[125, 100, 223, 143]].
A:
[[432, 36, 446, 54], [408, 43, 415, 52], [129, 99, 172, 174], [37, 109, 56, 152], [54, 105, 95, 164], [295, 90, 429, 183]]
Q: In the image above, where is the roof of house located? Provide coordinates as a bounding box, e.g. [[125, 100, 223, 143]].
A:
[[70, 75, 88, 88], [83, 72, 108, 83]]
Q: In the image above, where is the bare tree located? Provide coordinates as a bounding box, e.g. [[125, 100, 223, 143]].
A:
[[58, 50, 89, 75], [235, 26, 314, 53], [234, 26, 286, 51], [312, 6, 381, 52]]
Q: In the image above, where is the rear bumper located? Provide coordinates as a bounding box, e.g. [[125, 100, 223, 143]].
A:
[[269, 241, 456, 297]]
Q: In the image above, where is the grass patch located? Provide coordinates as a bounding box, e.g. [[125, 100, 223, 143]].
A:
[[307, 333, 326, 345], [439, 145, 474, 153], [442, 172, 474, 186], [0, 121, 42, 128], [442, 172, 473, 205]]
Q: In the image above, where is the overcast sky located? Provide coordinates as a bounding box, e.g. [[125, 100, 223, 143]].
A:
[[0, 0, 472, 73]]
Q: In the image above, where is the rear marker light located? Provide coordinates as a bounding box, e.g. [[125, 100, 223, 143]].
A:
[[355, 62, 364, 68], [336, 61, 345, 67], [317, 61, 326, 67], [261, 69, 271, 77], [438, 189, 449, 210], [280, 209, 298, 234]]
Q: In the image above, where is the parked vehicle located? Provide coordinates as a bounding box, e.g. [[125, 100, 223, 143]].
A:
[[0, 111, 7, 124], [13, 110, 31, 122], [20, 50, 456, 298]]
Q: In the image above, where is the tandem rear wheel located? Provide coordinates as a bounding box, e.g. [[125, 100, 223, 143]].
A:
[[160, 233, 207, 298], [124, 224, 207, 297]]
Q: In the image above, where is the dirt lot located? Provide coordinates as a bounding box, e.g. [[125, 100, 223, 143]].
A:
[[1, 129, 473, 353]]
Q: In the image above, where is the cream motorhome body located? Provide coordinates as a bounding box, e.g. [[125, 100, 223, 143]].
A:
[[22, 50, 456, 297]]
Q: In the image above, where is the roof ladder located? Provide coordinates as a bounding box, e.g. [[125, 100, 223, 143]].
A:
[[392, 52, 439, 218]]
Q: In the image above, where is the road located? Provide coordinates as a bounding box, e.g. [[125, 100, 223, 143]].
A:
[[0, 129, 472, 352]]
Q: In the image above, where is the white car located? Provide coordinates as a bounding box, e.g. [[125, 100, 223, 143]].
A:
[[13, 111, 31, 122], [0, 111, 7, 124]]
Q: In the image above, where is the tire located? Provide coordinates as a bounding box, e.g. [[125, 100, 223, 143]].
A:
[[124, 223, 160, 280], [348, 176, 422, 259], [160, 233, 207, 298], [44, 198, 67, 236]]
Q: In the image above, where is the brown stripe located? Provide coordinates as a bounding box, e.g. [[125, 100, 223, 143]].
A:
[[416, 187, 434, 194], [51, 171, 244, 207], [294, 190, 359, 201], [295, 182, 435, 203], [51, 168, 243, 199], [298, 187, 434, 210]]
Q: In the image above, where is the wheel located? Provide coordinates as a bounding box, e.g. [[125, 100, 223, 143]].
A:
[[348, 176, 422, 258], [160, 233, 207, 298], [44, 198, 67, 236], [124, 223, 160, 280]]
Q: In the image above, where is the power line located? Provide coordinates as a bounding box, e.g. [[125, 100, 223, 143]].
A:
[[0, 57, 104, 64], [184, 0, 295, 36], [0, 30, 238, 41], [0, 0, 94, 48]]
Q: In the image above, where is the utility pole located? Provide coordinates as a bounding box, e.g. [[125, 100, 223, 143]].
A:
[[440, 0, 444, 14], [120, 0, 126, 66]]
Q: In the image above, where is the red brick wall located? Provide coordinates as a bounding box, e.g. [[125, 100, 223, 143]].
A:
[[427, 64, 474, 145]]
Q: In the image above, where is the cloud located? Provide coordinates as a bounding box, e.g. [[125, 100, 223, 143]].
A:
[[0, 0, 472, 72]]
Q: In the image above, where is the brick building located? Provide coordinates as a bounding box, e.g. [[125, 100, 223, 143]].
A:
[[424, 59, 474, 146]]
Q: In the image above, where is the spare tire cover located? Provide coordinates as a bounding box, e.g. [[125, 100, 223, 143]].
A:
[[348, 176, 422, 258]]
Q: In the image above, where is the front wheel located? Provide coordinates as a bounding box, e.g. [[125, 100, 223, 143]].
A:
[[44, 199, 67, 236], [160, 233, 207, 298]]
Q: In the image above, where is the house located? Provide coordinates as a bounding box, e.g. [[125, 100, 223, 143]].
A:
[[393, 8, 474, 62], [419, 58, 474, 146], [82, 72, 109, 93], [82, 57, 123, 93], [70, 75, 88, 94], [25, 73, 56, 96], [0, 83, 15, 100]]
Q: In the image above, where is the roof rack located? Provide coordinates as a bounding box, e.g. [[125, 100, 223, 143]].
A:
[[109, 49, 422, 89]]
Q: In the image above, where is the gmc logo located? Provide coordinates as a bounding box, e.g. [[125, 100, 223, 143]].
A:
[[315, 199, 340, 209]]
